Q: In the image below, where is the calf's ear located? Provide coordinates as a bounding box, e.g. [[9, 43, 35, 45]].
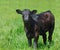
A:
[[16, 9, 22, 14], [31, 10, 37, 14]]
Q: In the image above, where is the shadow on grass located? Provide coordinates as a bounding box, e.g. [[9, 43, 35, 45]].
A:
[[38, 43, 45, 49], [47, 40, 54, 48], [37, 40, 54, 49]]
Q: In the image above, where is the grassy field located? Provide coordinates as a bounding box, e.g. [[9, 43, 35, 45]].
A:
[[0, 0, 60, 50]]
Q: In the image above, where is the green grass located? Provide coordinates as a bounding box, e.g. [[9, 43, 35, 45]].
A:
[[0, 0, 60, 50]]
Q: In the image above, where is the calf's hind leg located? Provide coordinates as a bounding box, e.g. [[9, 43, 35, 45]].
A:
[[48, 27, 54, 44], [42, 33, 47, 45]]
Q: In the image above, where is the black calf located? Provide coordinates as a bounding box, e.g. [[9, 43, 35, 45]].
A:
[[16, 9, 55, 49]]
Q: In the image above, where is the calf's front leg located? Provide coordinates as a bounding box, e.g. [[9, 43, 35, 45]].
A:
[[28, 38, 32, 47], [34, 32, 39, 49], [26, 32, 32, 47]]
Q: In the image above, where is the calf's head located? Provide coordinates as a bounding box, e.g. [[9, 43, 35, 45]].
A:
[[16, 9, 37, 22]]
